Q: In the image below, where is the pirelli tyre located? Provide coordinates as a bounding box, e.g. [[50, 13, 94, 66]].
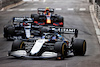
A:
[[11, 40, 25, 51], [54, 42, 67, 60], [4, 26, 8, 38], [58, 17, 64, 27], [72, 39, 86, 56], [4, 26, 15, 40], [40, 28, 48, 33], [58, 17, 63, 22], [31, 14, 39, 21]]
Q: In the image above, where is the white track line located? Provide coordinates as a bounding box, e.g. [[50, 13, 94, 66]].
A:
[[55, 8, 62, 10], [43, 0, 46, 2], [31, 8, 37, 11], [7, 9, 13, 11], [18, 9, 25, 11], [34, 0, 39, 2], [79, 8, 86, 11], [67, 8, 74, 11]]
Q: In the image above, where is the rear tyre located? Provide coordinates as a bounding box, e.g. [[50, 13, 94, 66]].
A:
[[58, 17, 64, 22], [54, 42, 67, 60], [72, 39, 86, 56], [58, 17, 64, 27], [11, 40, 25, 51], [31, 14, 39, 21], [4, 27, 8, 38], [4, 26, 15, 40], [40, 28, 48, 33], [7, 26, 15, 35]]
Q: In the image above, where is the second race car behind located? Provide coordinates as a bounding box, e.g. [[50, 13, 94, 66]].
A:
[[31, 7, 64, 27]]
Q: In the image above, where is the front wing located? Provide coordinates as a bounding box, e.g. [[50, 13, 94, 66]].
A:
[[8, 50, 58, 59], [34, 21, 63, 27]]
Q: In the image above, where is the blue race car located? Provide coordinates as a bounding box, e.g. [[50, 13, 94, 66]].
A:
[[8, 27, 86, 60], [3, 17, 44, 40]]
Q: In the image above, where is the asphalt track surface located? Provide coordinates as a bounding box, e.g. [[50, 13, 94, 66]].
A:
[[0, 0, 100, 67]]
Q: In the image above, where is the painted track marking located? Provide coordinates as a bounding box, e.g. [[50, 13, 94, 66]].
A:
[[43, 0, 46, 2], [19, 9, 25, 11], [55, 8, 62, 10], [34, 0, 39, 2], [67, 8, 74, 11], [79, 8, 86, 11]]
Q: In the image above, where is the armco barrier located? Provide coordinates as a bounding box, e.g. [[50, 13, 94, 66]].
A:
[[94, 3, 100, 22], [0, 0, 22, 9]]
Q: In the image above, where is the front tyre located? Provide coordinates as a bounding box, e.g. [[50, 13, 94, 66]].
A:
[[4, 26, 15, 40], [31, 14, 39, 21], [11, 40, 25, 51], [54, 42, 67, 60], [72, 39, 86, 56]]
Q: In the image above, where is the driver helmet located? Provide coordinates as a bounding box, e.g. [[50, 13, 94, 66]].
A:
[[23, 19, 28, 26], [51, 35, 56, 40], [45, 7, 50, 12]]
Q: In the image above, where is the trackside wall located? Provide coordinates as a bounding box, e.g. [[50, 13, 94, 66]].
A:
[[0, 0, 2, 9], [94, 1, 100, 22], [0, 0, 22, 9]]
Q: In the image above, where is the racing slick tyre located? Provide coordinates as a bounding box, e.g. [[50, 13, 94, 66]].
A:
[[4, 26, 15, 40], [11, 40, 25, 51], [72, 39, 86, 56], [58, 17, 64, 27], [7, 26, 15, 35], [54, 42, 67, 60], [4, 26, 8, 38], [58, 17, 64, 22], [4, 25, 12, 37], [53, 15, 64, 27], [31, 14, 39, 21], [40, 28, 48, 34]]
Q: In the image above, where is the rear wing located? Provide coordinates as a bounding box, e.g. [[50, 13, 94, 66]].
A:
[[50, 27, 78, 37], [13, 17, 34, 22], [38, 8, 54, 14]]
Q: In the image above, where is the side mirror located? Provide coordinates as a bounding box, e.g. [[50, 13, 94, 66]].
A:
[[75, 29, 78, 38]]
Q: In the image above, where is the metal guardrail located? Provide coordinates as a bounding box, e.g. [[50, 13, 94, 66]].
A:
[[89, 0, 100, 22], [94, 2, 100, 22]]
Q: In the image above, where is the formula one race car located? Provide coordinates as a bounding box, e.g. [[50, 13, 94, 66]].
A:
[[8, 27, 86, 60], [31, 7, 64, 27], [3, 17, 45, 40]]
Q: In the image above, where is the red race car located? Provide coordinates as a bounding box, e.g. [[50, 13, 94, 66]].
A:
[[31, 7, 64, 27]]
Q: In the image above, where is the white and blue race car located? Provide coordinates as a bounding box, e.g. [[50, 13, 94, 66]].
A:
[[4, 17, 45, 40], [8, 27, 86, 60]]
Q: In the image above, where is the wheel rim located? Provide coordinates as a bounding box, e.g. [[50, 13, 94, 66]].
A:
[[20, 42, 24, 49], [62, 43, 66, 57], [83, 41, 86, 53]]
